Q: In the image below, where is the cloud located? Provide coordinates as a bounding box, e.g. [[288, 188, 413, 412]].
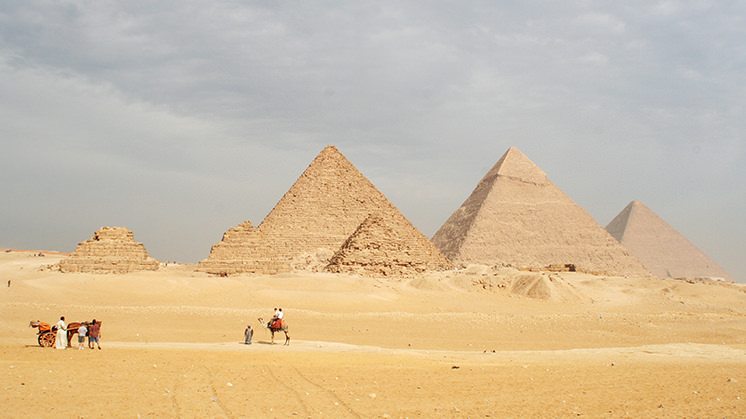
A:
[[0, 1, 744, 280], [575, 12, 627, 34]]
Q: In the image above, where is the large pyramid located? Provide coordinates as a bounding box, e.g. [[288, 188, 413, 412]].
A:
[[325, 211, 453, 277], [59, 226, 160, 273], [432, 147, 651, 277], [199, 145, 427, 275], [606, 201, 734, 282]]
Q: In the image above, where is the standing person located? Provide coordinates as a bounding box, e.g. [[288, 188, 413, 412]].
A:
[[54, 316, 67, 349], [244, 325, 253, 345], [87, 319, 102, 350], [77, 323, 88, 350]]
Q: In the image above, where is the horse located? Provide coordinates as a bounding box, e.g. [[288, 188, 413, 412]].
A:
[[257, 317, 290, 345]]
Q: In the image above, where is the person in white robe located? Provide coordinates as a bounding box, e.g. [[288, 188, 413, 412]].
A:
[[55, 316, 67, 349]]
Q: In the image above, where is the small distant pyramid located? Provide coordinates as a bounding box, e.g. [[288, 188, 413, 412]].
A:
[[432, 147, 651, 276], [59, 226, 159, 273], [606, 201, 734, 282], [326, 212, 453, 277], [197, 221, 289, 275], [199, 146, 413, 275]]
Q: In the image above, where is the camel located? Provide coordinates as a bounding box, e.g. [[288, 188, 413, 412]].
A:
[[258, 317, 290, 345]]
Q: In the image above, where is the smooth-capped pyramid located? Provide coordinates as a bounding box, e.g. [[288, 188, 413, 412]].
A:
[[325, 212, 453, 277], [432, 147, 651, 276], [199, 145, 423, 275], [606, 201, 734, 282], [59, 226, 159, 273]]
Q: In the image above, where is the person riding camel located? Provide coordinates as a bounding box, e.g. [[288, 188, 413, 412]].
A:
[[270, 307, 284, 328]]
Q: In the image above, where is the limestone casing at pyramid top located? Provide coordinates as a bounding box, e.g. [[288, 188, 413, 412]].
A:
[[488, 146, 549, 186], [431, 146, 550, 262], [606, 200, 735, 282]]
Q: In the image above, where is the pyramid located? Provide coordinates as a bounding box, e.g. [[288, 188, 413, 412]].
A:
[[432, 147, 651, 276], [199, 145, 415, 275], [325, 212, 453, 277], [606, 201, 734, 282], [196, 221, 289, 275], [59, 226, 159, 273]]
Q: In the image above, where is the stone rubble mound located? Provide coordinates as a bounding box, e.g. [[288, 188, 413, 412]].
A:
[[606, 201, 734, 282], [59, 226, 159, 273], [432, 147, 651, 277], [325, 211, 453, 277]]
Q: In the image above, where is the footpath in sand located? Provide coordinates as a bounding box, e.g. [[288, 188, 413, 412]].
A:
[[1, 250, 745, 417]]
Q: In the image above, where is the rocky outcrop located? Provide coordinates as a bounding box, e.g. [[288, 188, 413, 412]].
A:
[[59, 227, 159, 273], [326, 212, 453, 277], [432, 147, 651, 277]]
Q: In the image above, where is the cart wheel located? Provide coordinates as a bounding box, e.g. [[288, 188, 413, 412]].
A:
[[39, 331, 55, 347]]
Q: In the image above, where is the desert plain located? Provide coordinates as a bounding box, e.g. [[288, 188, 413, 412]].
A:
[[1, 249, 745, 418]]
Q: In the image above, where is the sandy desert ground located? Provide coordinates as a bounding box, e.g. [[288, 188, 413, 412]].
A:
[[1, 249, 745, 418]]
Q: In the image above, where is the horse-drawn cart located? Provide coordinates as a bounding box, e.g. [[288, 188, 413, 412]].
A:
[[29, 320, 83, 348]]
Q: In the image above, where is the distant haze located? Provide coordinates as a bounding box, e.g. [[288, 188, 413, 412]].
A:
[[1, 2, 743, 281]]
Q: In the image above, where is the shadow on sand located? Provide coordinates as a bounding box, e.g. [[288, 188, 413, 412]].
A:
[[238, 341, 278, 345]]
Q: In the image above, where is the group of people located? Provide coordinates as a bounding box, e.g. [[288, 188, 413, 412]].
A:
[[54, 316, 102, 350], [272, 307, 284, 326]]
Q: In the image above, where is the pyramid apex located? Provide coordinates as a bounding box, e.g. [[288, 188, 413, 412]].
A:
[[490, 146, 547, 184], [312, 145, 350, 163], [625, 200, 649, 215], [624, 201, 654, 216], [321, 144, 341, 154]]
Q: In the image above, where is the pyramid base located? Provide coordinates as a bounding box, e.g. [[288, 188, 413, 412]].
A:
[[197, 259, 291, 276]]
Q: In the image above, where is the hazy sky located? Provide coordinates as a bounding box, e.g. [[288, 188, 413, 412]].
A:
[[1, 1, 743, 281]]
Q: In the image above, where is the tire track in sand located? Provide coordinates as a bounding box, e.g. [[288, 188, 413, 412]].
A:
[[263, 365, 311, 417], [205, 366, 235, 419], [263, 360, 360, 418], [168, 365, 235, 418], [289, 365, 360, 418], [168, 371, 181, 417]]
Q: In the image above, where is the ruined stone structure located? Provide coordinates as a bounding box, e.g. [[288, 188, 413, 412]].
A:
[[199, 145, 430, 275], [326, 212, 453, 277], [432, 147, 651, 277], [59, 226, 159, 273], [606, 201, 734, 282], [196, 221, 290, 275]]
